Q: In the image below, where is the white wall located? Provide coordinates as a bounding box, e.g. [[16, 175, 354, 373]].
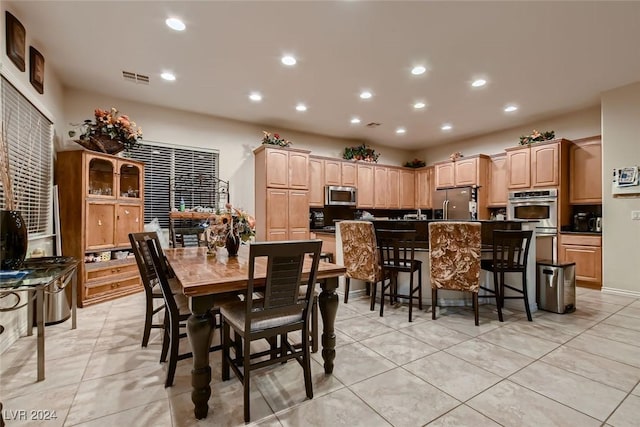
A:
[[415, 106, 601, 162], [601, 82, 640, 295]]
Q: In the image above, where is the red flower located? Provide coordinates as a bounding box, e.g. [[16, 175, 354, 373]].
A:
[[274, 133, 280, 139]]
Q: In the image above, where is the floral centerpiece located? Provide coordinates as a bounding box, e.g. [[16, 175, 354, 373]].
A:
[[262, 131, 292, 147], [403, 158, 426, 168], [519, 130, 555, 145], [342, 143, 380, 163], [204, 203, 255, 256], [69, 107, 143, 154]]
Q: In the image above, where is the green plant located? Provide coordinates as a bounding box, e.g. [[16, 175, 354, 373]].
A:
[[519, 130, 555, 145], [403, 158, 426, 168], [68, 107, 143, 151], [262, 131, 291, 147], [342, 143, 379, 163]]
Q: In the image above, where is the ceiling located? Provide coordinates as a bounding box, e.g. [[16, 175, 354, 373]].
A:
[[9, 1, 640, 150]]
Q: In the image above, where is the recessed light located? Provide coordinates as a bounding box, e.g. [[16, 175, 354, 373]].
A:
[[249, 92, 262, 102], [160, 72, 176, 81], [471, 79, 487, 88], [165, 18, 185, 31], [411, 66, 426, 75], [281, 55, 297, 66], [396, 127, 406, 134], [359, 91, 373, 99], [295, 103, 307, 112], [441, 123, 453, 131], [413, 101, 426, 109], [350, 117, 361, 124], [504, 104, 518, 112]]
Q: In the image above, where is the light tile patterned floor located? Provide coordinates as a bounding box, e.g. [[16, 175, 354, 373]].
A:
[[2, 287, 640, 426]]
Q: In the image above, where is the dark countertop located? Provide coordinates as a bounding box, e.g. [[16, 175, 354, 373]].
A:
[[560, 231, 602, 236]]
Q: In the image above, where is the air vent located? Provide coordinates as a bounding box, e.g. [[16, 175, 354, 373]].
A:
[[122, 70, 150, 85], [366, 122, 381, 128]]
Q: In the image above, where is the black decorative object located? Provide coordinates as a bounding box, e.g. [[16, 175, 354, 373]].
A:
[[225, 233, 240, 257], [0, 210, 28, 270]]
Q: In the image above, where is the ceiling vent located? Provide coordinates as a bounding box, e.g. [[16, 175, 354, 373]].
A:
[[366, 122, 381, 128], [122, 70, 150, 85]]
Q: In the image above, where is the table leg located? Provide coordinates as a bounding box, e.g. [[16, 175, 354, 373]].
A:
[[71, 267, 77, 330], [36, 286, 45, 381], [187, 295, 215, 419], [319, 277, 339, 374], [26, 289, 33, 337]]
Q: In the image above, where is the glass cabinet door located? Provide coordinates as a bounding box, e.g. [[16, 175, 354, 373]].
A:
[[88, 157, 115, 197], [118, 162, 141, 199]]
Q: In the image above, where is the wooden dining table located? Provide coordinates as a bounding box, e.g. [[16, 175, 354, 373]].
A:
[[164, 245, 346, 420]]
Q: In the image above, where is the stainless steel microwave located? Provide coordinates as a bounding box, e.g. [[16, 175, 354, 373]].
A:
[[325, 186, 357, 206]]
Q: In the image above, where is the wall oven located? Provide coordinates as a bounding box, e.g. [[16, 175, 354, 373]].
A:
[[507, 188, 558, 261], [325, 186, 357, 207]]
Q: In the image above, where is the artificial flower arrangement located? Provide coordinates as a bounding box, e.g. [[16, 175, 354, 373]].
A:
[[204, 203, 256, 249], [403, 158, 426, 168], [262, 131, 292, 147], [449, 151, 463, 161], [519, 130, 555, 145], [69, 107, 143, 154], [342, 143, 380, 163]]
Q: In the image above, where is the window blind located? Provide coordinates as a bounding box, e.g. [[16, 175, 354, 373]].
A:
[[0, 77, 53, 236]]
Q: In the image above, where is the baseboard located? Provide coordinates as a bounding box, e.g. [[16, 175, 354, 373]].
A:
[[601, 286, 640, 299]]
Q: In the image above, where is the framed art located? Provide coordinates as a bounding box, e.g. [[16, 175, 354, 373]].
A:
[[5, 11, 26, 72], [29, 46, 44, 94]]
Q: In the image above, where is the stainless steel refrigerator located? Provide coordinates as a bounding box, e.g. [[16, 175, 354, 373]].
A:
[[432, 187, 477, 220]]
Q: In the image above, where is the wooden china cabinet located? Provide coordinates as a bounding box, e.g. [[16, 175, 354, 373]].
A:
[[56, 150, 145, 307]]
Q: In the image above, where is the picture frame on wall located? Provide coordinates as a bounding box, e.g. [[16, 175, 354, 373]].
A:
[[5, 11, 26, 72], [29, 46, 44, 94]]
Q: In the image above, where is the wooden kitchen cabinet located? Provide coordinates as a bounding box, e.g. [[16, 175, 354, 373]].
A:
[[374, 166, 389, 208], [415, 166, 433, 209], [255, 146, 311, 241], [435, 155, 489, 189], [56, 150, 145, 307], [387, 167, 401, 209], [488, 154, 508, 207], [559, 233, 602, 288], [506, 146, 531, 189], [531, 143, 559, 187], [434, 162, 455, 188], [341, 162, 358, 187], [400, 169, 415, 209], [309, 157, 325, 207], [506, 139, 571, 189], [324, 159, 341, 186], [356, 163, 375, 208], [454, 157, 479, 186], [570, 137, 602, 204]]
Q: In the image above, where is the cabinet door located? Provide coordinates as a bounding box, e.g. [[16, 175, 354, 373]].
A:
[[341, 162, 357, 187], [265, 149, 289, 188], [435, 162, 455, 188], [531, 143, 559, 187], [374, 166, 388, 208], [288, 151, 309, 189], [488, 156, 508, 206], [387, 168, 401, 209], [415, 168, 431, 209], [288, 190, 310, 240], [117, 161, 143, 199], [560, 244, 602, 286], [87, 155, 116, 198], [454, 158, 477, 186], [357, 164, 375, 208], [115, 203, 142, 246], [400, 170, 415, 209], [86, 202, 116, 250], [507, 147, 531, 189], [266, 189, 289, 240], [324, 160, 341, 186], [570, 140, 602, 204], [309, 158, 325, 207]]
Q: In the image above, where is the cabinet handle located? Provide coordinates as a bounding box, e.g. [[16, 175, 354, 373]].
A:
[[135, 217, 139, 223], [124, 210, 130, 215], [98, 220, 102, 226]]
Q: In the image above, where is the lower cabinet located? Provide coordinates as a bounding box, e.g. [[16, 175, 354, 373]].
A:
[[558, 233, 602, 288], [83, 260, 142, 305], [265, 188, 309, 241]]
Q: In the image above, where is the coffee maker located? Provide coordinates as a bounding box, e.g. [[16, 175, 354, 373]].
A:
[[310, 211, 325, 229], [573, 212, 593, 232]]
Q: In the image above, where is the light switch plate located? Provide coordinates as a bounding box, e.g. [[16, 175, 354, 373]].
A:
[[632, 211, 640, 220]]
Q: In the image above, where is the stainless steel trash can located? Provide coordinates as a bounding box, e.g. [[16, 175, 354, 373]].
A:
[[537, 260, 576, 314]]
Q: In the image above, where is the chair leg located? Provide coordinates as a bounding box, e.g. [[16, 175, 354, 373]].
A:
[[344, 277, 350, 303], [160, 314, 169, 363], [365, 282, 371, 296], [142, 294, 154, 347], [521, 273, 532, 322], [369, 281, 377, 311], [418, 266, 423, 310], [302, 325, 313, 400], [165, 317, 180, 387], [243, 335, 251, 423], [408, 274, 414, 323], [495, 271, 504, 322], [432, 287, 437, 320], [379, 280, 386, 317], [311, 296, 319, 353], [473, 292, 479, 326], [221, 322, 231, 381]]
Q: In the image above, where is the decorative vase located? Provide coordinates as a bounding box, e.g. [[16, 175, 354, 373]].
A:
[[0, 210, 28, 270], [225, 233, 240, 257]]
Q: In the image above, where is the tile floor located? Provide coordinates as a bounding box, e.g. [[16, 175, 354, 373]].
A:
[[2, 287, 640, 426]]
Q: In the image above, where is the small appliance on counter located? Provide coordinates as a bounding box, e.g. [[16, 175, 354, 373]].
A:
[[589, 216, 602, 232], [572, 212, 594, 232], [309, 210, 325, 229]]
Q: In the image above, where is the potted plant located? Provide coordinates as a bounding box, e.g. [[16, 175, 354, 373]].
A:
[[342, 143, 380, 163], [519, 130, 555, 145], [403, 158, 426, 168], [262, 131, 292, 147]]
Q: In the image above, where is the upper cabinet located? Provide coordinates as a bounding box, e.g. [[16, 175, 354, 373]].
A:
[[341, 162, 358, 187], [488, 154, 508, 207], [323, 158, 357, 187], [257, 146, 309, 189], [434, 155, 489, 189], [308, 157, 325, 207], [570, 137, 602, 204], [374, 166, 389, 208], [400, 169, 415, 209], [415, 166, 433, 209], [356, 163, 375, 208], [506, 139, 571, 189]]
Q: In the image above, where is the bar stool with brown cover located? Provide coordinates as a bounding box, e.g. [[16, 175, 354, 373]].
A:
[[338, 220, 386, 310], [429, 222, 482, 326]]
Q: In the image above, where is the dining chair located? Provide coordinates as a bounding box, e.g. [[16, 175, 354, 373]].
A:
[[482, 229, 534, 321], [220, 239, 322, 423], [129, 231, 177, 348], [338, 220, 386, 310], [375, 229, 422, 322], [429, 222, 482, 325]]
